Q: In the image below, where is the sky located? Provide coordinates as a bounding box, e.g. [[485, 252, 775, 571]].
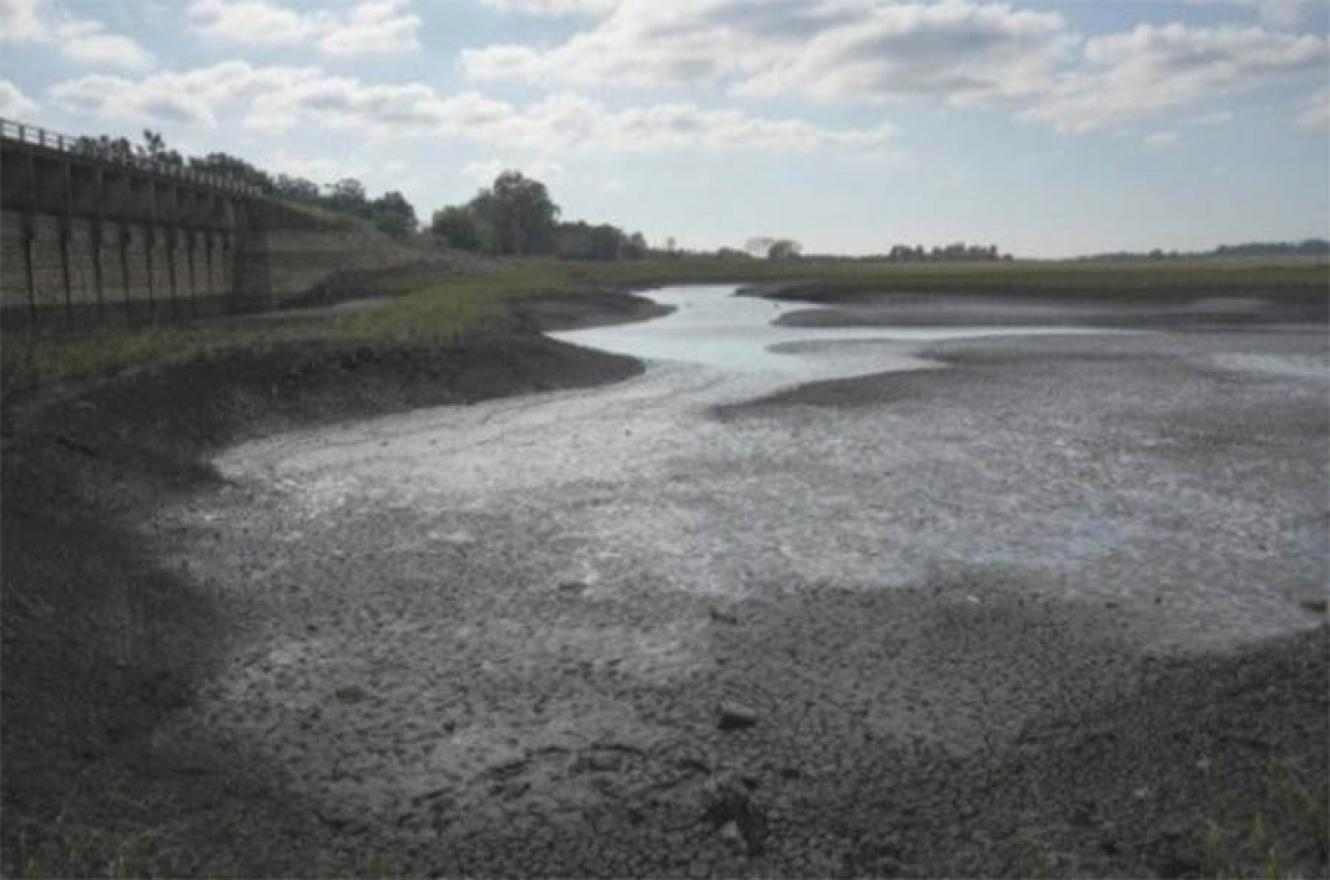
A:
[[0, 0, 1327, 257]]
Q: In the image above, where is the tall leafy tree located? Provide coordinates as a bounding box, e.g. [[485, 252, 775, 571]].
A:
[[432, 206, 484, 250], [369, 190, 418, 237], [474, 171, 560, 255]]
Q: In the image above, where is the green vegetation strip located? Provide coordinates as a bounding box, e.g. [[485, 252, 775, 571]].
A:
[[3, 257, 1325, 393]]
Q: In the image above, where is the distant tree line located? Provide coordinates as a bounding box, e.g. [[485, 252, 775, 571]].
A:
[[737, 238, 1007, 262], [882, 243, 1006, 262], [1080, 239, 1330, 262], [744, 237, 803, 260], [431, 170, 648, 261], [1214, 239, 1329, 257], [72, 129, 418, 238]]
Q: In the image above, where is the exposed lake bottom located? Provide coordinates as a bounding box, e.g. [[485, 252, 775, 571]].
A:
[[146, 286, 1328, 875]]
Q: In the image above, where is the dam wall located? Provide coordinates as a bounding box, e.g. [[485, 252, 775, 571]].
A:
[[0, 119, 420, 330]]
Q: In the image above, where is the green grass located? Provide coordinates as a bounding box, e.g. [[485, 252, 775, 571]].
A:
[[3, 255, 1325, 393], [1194, 757, 1329, 880]]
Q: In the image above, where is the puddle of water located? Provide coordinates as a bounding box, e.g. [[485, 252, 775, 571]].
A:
[[551, 284, 1104, 377]]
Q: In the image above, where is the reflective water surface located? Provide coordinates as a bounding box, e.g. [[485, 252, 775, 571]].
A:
[[551, 284, 1105, 378]]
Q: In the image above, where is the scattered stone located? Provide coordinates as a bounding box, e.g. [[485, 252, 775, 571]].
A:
[[717, 701, 759, 731], [703, 773, 767, 857], [709, 605, 739, 625], [581, 749, 626, 772], [335, 685, 367, 704], [718, 820, 745, 851], [1297, 594, 1327, 614]]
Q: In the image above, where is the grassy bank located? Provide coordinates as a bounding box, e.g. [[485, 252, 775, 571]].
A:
[[4, 256, 1326, 392]]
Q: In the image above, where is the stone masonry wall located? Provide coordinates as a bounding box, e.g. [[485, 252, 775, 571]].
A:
[[2, 206, 421, 327]]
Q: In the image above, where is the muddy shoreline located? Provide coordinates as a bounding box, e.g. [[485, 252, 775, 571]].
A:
[[0, 291, 653, 876], [2, 284, 1327, 877]]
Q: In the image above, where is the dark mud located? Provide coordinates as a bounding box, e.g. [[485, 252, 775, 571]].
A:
[[1, 297, 644, 876], [743, 280, 1329, 323], [2, 285, 1327, 878], [511, 289, 674, 331]]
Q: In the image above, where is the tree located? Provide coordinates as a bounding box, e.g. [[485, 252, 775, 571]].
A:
[[767, 239, 802, 260], [431, 206, 484, 250], [475, 171, 560, 255], [274, 174, 321, 203], [369, 190, 418, 237], [75, 135, 135, 163], [324, 178, 368, 214], [624, 232, 647, 259], [141, 129, 166, 158], [188, 152, 274, 192]]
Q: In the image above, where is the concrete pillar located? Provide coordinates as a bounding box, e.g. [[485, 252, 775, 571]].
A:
[[165, 225, 180, 317], [22, 220, 36, 324], [203, 232, 214, 298], [185, 229, 198, 301], [67, 218, 99, 311], [117, 223, 133, 318], [29, 216, 65, 315], [60, 160, 75, 324], [89, 220, 106, 320]]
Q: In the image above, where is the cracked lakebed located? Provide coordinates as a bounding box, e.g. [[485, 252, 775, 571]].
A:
[[145, 285, 1328, 876]]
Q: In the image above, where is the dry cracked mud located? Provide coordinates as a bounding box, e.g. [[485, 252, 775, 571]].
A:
[[3, 285, 1326, 877], [135, 287, 1328, 876]]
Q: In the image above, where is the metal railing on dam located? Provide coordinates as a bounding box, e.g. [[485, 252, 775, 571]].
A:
[[0, 116, 272, 328], [1, 117, 262, 198], [1, 118, 421, 332]]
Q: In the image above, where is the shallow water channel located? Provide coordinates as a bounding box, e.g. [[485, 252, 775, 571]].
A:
[[551, 284, 1098, 378]]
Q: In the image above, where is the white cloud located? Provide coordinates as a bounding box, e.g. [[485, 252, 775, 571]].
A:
[[462, 0, 1074, 107], [0, 78, 38, 116], [1182, 0, 1315, 28], [0, 0, 44, 39], [187, 0, 420, 56], [186, 0, 319, 47], [1297, 86, 1330, 128], [48, 62, 895, 153], [318, 0, 421, 55], [49, 61, 318, 126], [480, 0, 618, 15], [1027, 23, 1328, 132], [1188, 109, 1235, 125], [461, 0, 1329, 135], [529, 157, 566, 179], [0, 0, 153, 69], [463, 158, 508, 184], [464, 156, 564, 185], [1143, 130, 1181, 147], [267, 150, 346, 183]]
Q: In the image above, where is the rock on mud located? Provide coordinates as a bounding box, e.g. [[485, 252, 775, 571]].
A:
[[717, 701, 759, 731]]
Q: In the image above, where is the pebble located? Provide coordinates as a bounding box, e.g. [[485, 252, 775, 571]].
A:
[[717, 701, 759, 731], [709, 606, 739, 625], [718, 820, 745, 852]]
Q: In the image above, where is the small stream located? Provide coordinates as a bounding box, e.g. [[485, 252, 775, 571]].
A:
[[551, 284, 1103, 379]]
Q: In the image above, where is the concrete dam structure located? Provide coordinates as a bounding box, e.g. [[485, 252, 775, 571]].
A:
[[0, 118, 419, 329]]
